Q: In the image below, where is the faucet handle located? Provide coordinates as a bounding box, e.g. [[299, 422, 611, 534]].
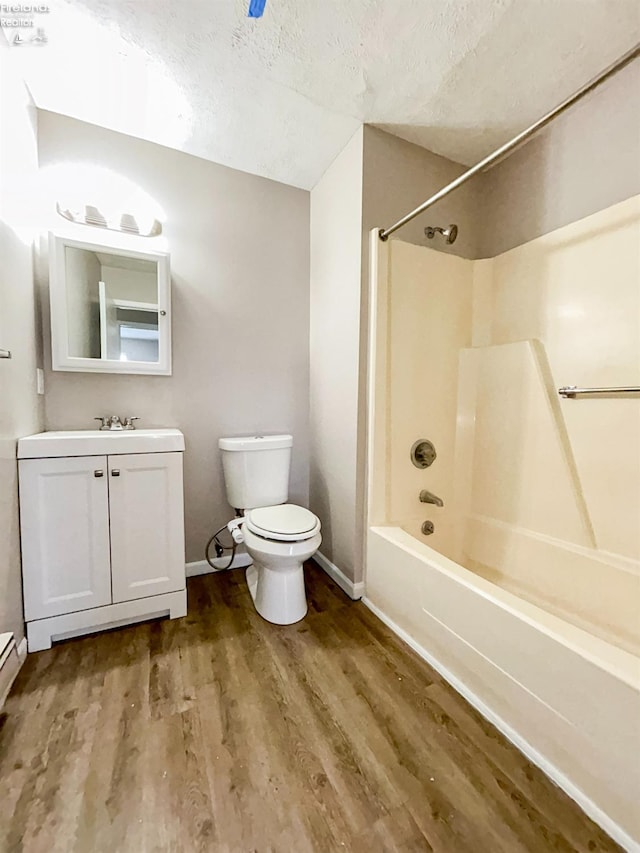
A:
[[94, 416, 110, 430], [123, 416, 140, 430]]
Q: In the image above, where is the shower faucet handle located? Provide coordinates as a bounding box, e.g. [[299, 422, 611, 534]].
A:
[[410, 439, 437, 469]]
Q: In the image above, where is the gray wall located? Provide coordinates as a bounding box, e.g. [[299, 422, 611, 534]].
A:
[[361, 59, 640, 261], [309, 128, 363, 584], [0, 44, 44, 643], [476, 60, 640, 257], [362, 126, 481, 258], [37, 111, 310, 564]]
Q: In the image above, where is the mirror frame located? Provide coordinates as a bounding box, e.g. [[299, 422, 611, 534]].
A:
[[48, 231, 172, 375]]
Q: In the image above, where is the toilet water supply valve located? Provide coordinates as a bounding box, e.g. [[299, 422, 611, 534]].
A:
[[227, 517, 245, 545], [204, 516, 245, 571]]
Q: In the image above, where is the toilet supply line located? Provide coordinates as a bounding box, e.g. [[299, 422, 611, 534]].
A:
[[205, 517, 245, 571]]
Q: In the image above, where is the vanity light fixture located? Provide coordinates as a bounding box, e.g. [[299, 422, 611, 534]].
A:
[[56, 201, 162, 237]]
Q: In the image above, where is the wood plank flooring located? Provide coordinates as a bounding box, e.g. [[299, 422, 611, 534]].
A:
[[0, 563, 622, 853]]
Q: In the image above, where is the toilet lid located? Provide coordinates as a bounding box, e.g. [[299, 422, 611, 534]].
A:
[[245, 504, 320, 542]]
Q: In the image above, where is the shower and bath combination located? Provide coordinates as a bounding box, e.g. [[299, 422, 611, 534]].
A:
[[368, 45, 640, 848]]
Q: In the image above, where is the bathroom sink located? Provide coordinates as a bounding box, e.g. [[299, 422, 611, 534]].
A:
[[17, 429, 184, 458]]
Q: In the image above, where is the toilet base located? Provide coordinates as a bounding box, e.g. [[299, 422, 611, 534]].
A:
[[246, 564, 307, 625]]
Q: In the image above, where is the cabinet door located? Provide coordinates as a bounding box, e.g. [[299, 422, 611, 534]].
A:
[[19, 456, 112, 620], [108, 452, 185, 603]]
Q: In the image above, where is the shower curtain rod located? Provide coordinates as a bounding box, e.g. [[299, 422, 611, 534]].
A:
[[378, 43, 640, 241]]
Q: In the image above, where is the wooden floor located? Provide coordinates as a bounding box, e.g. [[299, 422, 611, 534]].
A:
[[0, 563, 621, 853]]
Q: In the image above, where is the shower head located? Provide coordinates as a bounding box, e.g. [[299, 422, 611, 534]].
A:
[[424, 224, 458, 244]]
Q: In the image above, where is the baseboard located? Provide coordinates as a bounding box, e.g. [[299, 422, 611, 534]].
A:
[[186, 552, 253, 577], [0, 633, 26, 710], [187, 551, 365, 602], [16, 636, 27, 662], [313, 552, 364, 600], [362, 597, 638, 853]]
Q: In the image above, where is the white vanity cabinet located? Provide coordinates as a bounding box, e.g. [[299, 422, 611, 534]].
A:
[[18, 429, 187, 652], [19, 454, 113, 620], [107, 452, 185, 603]]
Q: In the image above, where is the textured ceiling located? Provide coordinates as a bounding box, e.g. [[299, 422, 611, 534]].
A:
[[10, 0, 640, 189]]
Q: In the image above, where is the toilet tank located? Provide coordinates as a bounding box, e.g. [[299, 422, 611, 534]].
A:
[[218, 434, 292, 510]]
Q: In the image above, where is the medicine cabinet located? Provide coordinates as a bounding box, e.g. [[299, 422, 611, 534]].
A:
[[48, 231, 172, 375]]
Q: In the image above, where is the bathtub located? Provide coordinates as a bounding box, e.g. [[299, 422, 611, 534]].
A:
[[365, 525, 640, 851]]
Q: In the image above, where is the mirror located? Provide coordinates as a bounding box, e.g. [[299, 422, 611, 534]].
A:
[[64, 248, 160, 362], [49, 233, 171, 375]]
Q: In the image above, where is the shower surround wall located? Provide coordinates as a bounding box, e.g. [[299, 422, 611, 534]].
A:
[[462, 196, 640, 652], [366, 195, 640, 847], [378, 197, 640, 650]]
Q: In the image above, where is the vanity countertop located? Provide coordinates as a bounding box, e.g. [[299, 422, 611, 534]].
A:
[[17, 429, 184, 459]]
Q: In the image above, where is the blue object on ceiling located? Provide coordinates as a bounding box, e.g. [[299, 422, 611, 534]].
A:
[[248, 0, 267, 17]]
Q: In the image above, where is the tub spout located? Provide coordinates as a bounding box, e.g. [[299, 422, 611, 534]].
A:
[[419, 489, 444, 507]]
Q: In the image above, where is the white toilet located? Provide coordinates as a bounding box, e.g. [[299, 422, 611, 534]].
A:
[[218, 434, 321, 625]]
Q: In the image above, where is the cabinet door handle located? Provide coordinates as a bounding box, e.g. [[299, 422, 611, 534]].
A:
[[94, 470, 104, 478], [111, 469, 120, 477]]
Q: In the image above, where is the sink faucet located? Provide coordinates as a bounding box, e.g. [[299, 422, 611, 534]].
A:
[[94, 415, 140, 431], [419, 489, 444, 507]]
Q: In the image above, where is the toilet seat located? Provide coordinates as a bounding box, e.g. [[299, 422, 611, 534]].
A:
[[245, 504, 321, 542]]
